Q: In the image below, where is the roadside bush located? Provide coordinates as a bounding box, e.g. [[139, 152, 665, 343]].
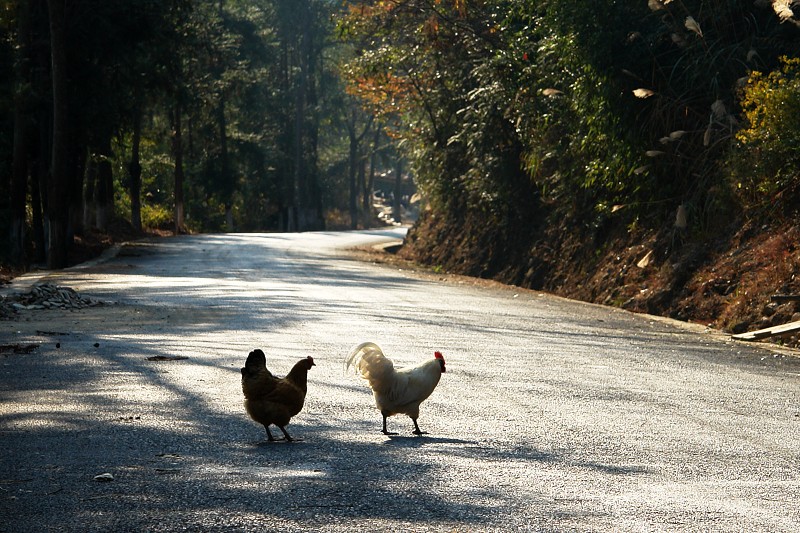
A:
[[732, 56, 800, 210]]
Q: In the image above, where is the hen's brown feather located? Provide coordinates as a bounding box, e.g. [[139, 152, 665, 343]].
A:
[[241, 350, 315, 442], [241, 349, 278, 398]]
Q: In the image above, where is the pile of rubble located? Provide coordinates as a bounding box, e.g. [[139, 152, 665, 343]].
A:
[[1, 282, 105, 319]]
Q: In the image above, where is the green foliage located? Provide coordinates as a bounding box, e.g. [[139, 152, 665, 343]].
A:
[[340, 0, 800, 248], [5, 0, 800, 269], [733, 56, 800, 207], [1, 0, 375, 259]]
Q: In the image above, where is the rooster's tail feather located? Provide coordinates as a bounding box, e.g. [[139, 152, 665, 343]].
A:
[[344, 342, 395, 387]]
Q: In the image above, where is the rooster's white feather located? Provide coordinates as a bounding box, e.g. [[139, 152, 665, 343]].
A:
[[345, 342, 445, 434]]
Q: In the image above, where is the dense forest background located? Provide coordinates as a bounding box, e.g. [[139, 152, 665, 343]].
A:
[[2, 0, 800, 332], [0, 0, 407, 270]]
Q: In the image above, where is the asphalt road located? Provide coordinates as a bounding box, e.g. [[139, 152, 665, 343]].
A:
[[2, 229, 800, 532]]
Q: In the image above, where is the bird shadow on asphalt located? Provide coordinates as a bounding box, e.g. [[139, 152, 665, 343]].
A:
[[381, 435, 474, 448]]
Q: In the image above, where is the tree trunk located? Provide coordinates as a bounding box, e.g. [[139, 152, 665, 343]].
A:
[[358, 153, 367, 227], [346, 108, 373, 230], [363, 125, 381, 227], [10, 110, 30, 266], [393, 159, 403, 224], [293, 73, 306, 230], [277, 33, 292, 231], [32, 122, 47, 263], [129, 109, 143, 232], [95, 132, 114, 231], [69, 146, 86, 238], [348, 121, 358, 230], [216, 97, 233, 231], [9, 0, 33, 267], [83, 155, 96, 229], [46, 0, 71, 268], [295, 0, 324, 231], [172, 105, 185, 235], [305, 31, 323, 231]]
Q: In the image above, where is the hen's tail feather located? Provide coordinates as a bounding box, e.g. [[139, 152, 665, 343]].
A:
[[246, 349, 267, 370], [344, 342, 396, 390]]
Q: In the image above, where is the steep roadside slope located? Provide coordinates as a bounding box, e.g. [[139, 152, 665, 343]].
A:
[[399, 210, 800, 347]]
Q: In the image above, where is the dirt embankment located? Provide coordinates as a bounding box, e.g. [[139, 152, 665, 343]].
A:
[[399, 210, 800, 347]]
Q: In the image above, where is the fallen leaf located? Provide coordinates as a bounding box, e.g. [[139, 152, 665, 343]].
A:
[[637, 250, 654, 268], [0, 344, 39, 354], [155, 468, 181, 475], [146, 355, 189, 361], [541, 88, 563, 97]]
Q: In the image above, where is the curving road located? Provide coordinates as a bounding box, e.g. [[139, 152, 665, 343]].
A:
[[2, 229, 800, 532]]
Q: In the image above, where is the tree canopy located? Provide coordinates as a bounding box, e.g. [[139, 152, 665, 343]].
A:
[[337, 0, 800, 280], [1, 0, 799, 271], [0, 0, 396, 268]]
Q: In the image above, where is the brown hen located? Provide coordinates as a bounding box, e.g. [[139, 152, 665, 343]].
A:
[[241, 349, 315, 442]]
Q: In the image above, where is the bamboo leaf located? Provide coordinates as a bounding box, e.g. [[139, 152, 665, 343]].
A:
[[772, 0, 795, 22], [711, 99, 726, 119], [685, 16, 703, 38], [633, 88, 656, 98], [675, 205, 688, 229], [671, 33, 687, 47]]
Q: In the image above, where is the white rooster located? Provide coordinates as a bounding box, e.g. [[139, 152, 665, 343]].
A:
[[345, 342, 446, 435]]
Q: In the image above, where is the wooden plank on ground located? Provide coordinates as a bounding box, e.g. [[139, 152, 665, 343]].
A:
[[731, 320, 800, 341], [770, 294, 800, 303]]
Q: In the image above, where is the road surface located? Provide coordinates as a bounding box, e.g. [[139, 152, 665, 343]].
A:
[[2, 229, 800, 532]]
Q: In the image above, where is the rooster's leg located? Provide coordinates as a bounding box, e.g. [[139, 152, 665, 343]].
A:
[[264, 425, 277, 442], [411, 418, 427, 435], [381, 413, 398, 435]]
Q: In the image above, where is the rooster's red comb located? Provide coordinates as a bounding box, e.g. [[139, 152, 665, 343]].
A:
[[434, 351, 444, 359]]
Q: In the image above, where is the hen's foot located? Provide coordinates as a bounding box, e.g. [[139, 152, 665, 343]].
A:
[[277, 426, 301, 442]]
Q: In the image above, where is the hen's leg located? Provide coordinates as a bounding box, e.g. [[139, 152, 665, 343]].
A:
[[278, 425, 301, 442], [264, 425, 277, 442], [381, 413, 398, 435], [412, 418, 427, 435]]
